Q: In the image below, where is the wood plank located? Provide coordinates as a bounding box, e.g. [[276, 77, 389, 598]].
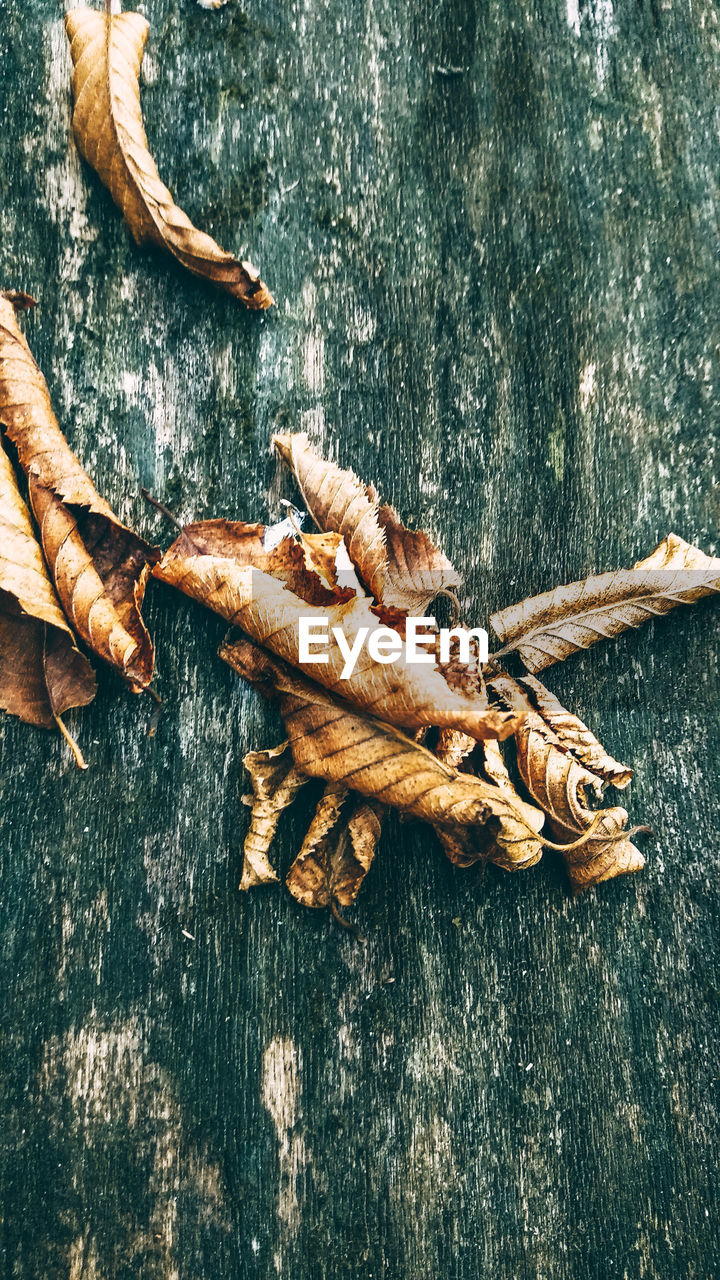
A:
[[0, 1, 718, 1275]]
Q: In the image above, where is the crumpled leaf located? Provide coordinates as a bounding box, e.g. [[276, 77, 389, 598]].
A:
[[199, 515, 374, 909], [154, 549, 518, 740], [285, 784, 383, 910], [158, 518, 355, 609], [0, 295, 158, 690], [65, 8, 272, 310], [490, 533, 720, 672], [518, 674, 632, 788], [432, 732, 545, 871], [434, 727, 476, 772], [491, 675, 644, 890], [0, 440, 96, 730], [273, 432, 461, 612], [240, 741, 308, 889], [297, 529, 365, 596], [220, 637, 546, 871]]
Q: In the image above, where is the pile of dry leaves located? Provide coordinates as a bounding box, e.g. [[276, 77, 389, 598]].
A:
[[5, 287, 717, 919], [1, 5, 718, 926], [151, 432, 719, 915]]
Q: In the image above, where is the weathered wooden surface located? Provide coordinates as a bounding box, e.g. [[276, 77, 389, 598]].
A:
[[1, 1, 718, 1275]]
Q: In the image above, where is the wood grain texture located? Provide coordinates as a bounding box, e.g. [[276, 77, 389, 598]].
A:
[[0, 1, 718, 1277]]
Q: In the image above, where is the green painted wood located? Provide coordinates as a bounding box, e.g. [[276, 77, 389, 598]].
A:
[[1, 1, 718, 1276]]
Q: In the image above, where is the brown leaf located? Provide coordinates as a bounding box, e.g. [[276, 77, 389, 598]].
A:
[[158, 518, 354, 608], [0, 295, 158, 690], [220, 637, 545, 871], [518, 674, 633, 788], [434, 727, 476, 772], [432, 732, 545, 871], [490, 534, 720, 672], [285, 785, 382, 909], [0, 440, 95, 729], [297, 529, 365, 596], [65, 8, 272, 310], [240, 741, 308, 889], [155, 548, 517, 740], [490, 675, 644, 890], [273, 432, 461, 612]]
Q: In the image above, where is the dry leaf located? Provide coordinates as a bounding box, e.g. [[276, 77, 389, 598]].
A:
[[156, 514, 361, 609], [156, 438, 694, 907], [154, 549, 517, 740], [297, 529, 365, 596], [285, 783, 348, 904], [518, 674, 632, 788], [0, 440, 95, 731], [220, 637, 546, 871], [285, 785, 382, 910], [491, 675, 644, 890], [325, 797, 383, 906], [0, 295, 158, 690], [434, 727, 476, 772], [432, 732, 545, 871], [240, 741, 308, 889], [273, 432, 461, 612], [490, 534, 720, 672], [65, 8, 272, 310]]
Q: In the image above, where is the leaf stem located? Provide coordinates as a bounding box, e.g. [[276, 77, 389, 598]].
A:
[[54, 714, 88, 770], [540, 813, 652, 853], [330, 900, 365, 942], [433, 588, 460, 626], [141, 488, 186, 535]]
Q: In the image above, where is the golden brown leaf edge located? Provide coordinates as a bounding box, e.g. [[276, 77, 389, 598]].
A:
[[65, 7, 273, 310], [0, 294, 158, 693]]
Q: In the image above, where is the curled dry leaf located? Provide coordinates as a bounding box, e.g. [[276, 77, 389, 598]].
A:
[[432, 731, 545, 872], [159, 518, 353, 608], [491, 675, 644, 890], [273, 432, 461, 613], [285, 785, 383, 910], [220, 637, 546, 872], [473, 739, 547, 871], [65, 8, 272, 310], [0, 295, 158, 690], [490, 534, 720, 673], [431, 728, 478, 867], [240, 741, 308, 889], [434, 727, 476, 772], [154, 547, 518, 741], [518, 674, 632, 788], [0, 441, 96, 730]]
